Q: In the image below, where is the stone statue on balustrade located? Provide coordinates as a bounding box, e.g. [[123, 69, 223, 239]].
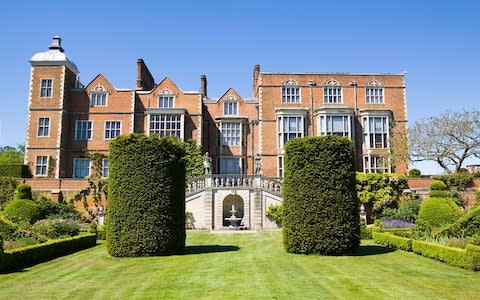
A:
[[203, 152, 212, 175], [254, 154, 262, 175]]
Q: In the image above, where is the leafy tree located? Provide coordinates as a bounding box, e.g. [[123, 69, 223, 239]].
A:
[[356, 173, 408, 217], [409, 111, 480, 173], [182, 139, 204, 178], [0, 145, 24, 165]]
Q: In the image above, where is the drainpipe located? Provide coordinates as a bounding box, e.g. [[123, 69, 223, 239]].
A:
[[308, 80, 316, 136]]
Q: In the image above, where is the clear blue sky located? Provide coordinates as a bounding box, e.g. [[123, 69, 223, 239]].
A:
[[1, 0, 479, 174]]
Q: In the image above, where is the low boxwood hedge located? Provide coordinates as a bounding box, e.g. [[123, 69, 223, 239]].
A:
[[412, 239, 472, 270], [372, 232, 412, 251], [373, 231, 480, 271], [0, 233, 96, 272]]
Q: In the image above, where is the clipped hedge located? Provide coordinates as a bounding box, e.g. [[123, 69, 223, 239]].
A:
[[0, 233, 96, 272], [439, 205, 480, 238], [3, 199, 41, 224], [15, 183, 33, 200], [417, 197, 462, 227], [282, 136, 359, 255], [0, 216, 17, 240], [430, 180, 447, 191], [412, 239, 473, 270], [372, 232, 412, 251], [107, 134, 186, 257], [0, 165, 31, 178]]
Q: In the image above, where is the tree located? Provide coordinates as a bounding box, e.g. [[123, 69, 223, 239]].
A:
[[0, 145, 24, 165], [409, 111, 480, 173], [182, 139, 204, 178]]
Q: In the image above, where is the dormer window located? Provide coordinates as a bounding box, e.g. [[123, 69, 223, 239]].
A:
[[281, 79, 300, 103], [158, 89, 174, 108], [224, 95, 238, 115], [90, 85, 108, 106]]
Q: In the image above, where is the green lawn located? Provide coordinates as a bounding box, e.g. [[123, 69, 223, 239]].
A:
[[1, 231, 480, 299]]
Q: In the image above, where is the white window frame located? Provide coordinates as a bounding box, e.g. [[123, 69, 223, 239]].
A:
[[104, 121, 121, 140], [366, 87, 384, 104], [281, 86, 301, 103], [323, 86, 343, 104], [40, 79, 53, 98], [363, 116, 390, 149], [158, 95, 174, 108], [37, 117, 50, 137], [277, 115, 305, 149], [224, 101, 238, 115], [73, 158, 91, 178], [102, 158, 109, 178], [364, 155, 391, 173], [75, 120, 93, 140], [149, 114, 183, 139], [220, 122, 241, 146], [318, 115, 352, 138], [35, 156, 48, 176]]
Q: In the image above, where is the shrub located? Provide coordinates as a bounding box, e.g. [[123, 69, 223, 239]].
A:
[[3, 199, 41, 224], [439, 205, 480, 238], [430, 180, 447, 191], [469, 233, 480, 246], [381, 198, 421, 223], [0, 216, 17, 240], [360, 219, 372, 240], [412, 220, 432, 239], [0, 235, 3, 254], [0, 234, 96, 272], [15, 183, 33, 200], [356, 172, 408, 217], [476, 189, 480, 203], [408, 168, 421, 177], [32, 219, 80, 239], [0, 165, 31, 178], [96, 225, 106, 240], [0, 177, 17, 209], [429, 190, 448, 198], [372, 232, 412, 251], [417, 197, 462, 228], [36, 197, 81, 220], [107, 134, 186, 257], [433, 173, 474, 190], [282, 136, 359, 255], [412, 239, 472, 270], [266, 204, 284, 225]]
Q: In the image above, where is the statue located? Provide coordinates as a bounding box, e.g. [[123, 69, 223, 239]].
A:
[[203, 152, 212, 175], [254, 154, 262, 175]]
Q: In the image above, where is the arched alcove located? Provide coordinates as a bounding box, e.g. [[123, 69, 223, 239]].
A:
[[223, 194, 244, 227]]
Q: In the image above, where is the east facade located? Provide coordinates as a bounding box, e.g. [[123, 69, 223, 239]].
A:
[[24, 37, 408, 229]]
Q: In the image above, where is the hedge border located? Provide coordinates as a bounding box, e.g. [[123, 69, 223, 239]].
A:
[[372, 231, 480, 271], [0, 233, 96, 272]]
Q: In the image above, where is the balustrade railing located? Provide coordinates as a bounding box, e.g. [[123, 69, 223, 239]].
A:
[[185, 174, 282, 196]]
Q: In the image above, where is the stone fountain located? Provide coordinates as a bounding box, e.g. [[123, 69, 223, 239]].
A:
[[224, 204, 242, 228]]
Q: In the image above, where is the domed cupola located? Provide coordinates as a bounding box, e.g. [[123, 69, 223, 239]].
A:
[[30, 36, 79, 74]]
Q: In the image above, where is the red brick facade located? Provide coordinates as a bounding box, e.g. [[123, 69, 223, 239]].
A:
[[25, 37, 408, 185]]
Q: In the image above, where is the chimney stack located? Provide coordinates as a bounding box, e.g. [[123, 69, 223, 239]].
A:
[[200, 75, 207, 98], [253, 64, 260, 97], [136, 58, 155, 91]]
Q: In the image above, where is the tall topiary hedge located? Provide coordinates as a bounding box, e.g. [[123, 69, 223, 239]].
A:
[[282, 136, 360, 255], [107, 134, 186, 257]]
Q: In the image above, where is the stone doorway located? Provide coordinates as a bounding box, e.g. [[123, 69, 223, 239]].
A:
[[222, 194, 244, 227]]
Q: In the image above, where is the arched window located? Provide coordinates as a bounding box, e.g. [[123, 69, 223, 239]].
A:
[[323, 79, 342, 104], [281, 79, 300, 103], [90, 85, 108, 106], [365, 79, 384, 104]]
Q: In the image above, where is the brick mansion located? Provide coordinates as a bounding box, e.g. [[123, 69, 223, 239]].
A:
[[25, 36, 408, 181]]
